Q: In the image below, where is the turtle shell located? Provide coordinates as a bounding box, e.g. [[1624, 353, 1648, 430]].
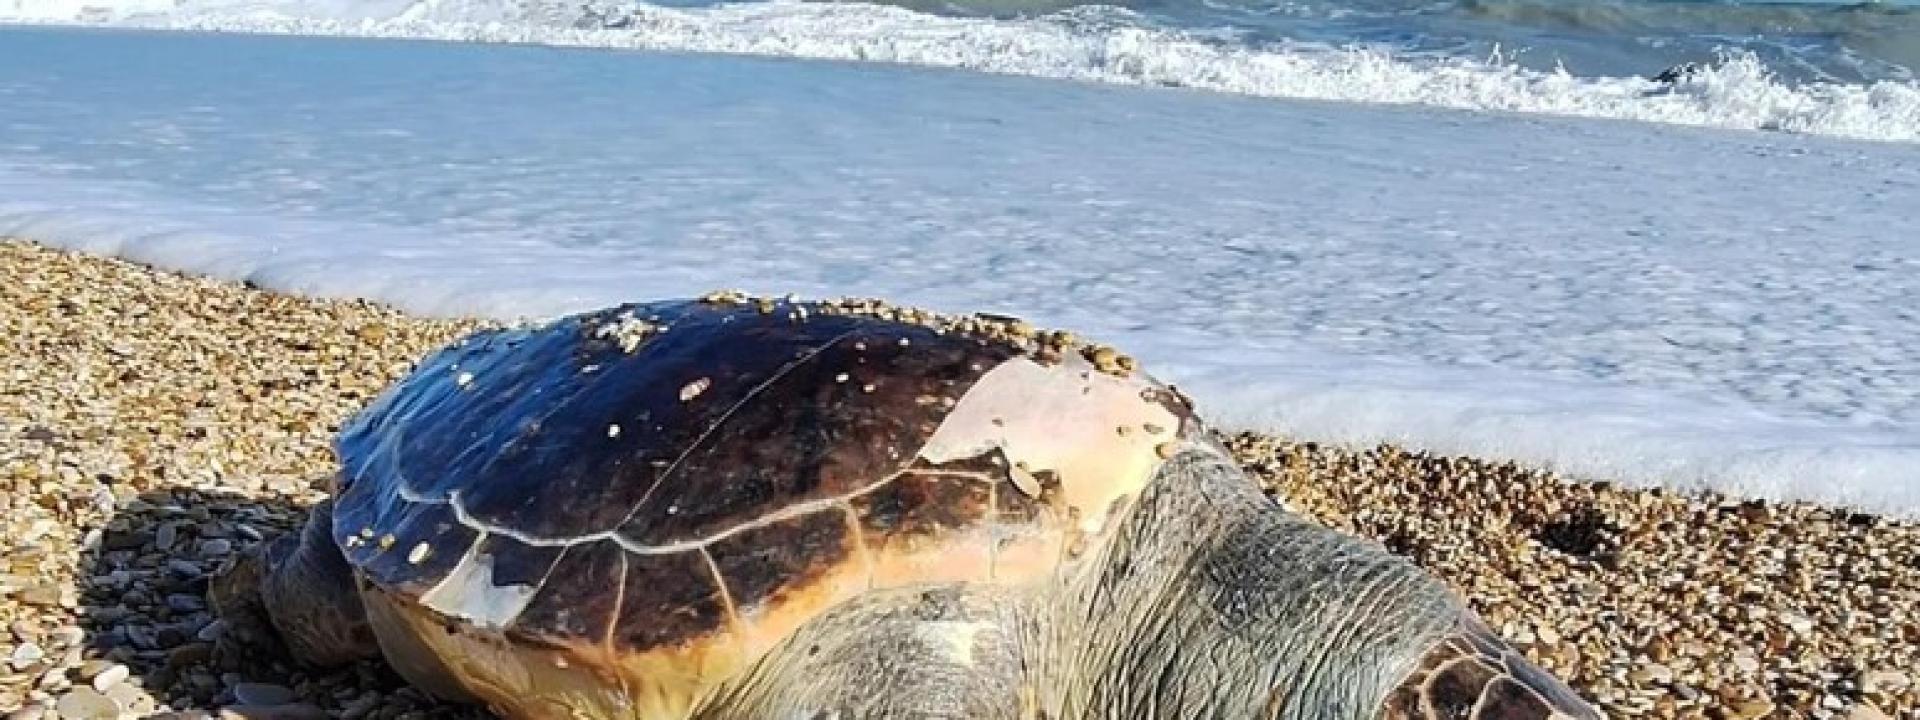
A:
[[330, 297, 1199, 708]]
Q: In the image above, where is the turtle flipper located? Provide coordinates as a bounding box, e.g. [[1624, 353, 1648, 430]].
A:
[[213, 500, 381, 668], [1380, 615, 1601, 720]]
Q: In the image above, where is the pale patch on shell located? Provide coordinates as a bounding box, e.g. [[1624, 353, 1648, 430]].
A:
[[680, 377, 711, 402], [407, 542, 432, 565], [607, 424, 621, 438], [919, 352, 1182, 536], [419, 542, 538, 629]]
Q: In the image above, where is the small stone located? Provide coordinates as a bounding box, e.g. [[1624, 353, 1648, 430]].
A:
[[1779, 612, 1814, 635], [154, 522, 180, 551], [46, 627, 83, 648], [1861, 670, 1910, 695], [1535, 625, 1560, 645], [338, 693, 380, 720], [18, 586, 61, 607], [7, 622, 35, 643], [195, 620, 228, 643], [8, 642, 44, 669], [167, 559, 204, 578], [199, 538, 234, 557], [1630, 662, 1675, 685], [1507, 624, 1536, 645], [1731, 699, 1775, 719], [88, 663, 129, 693], [73, 659, 114, 681], [104, 682, 154, 715], [167, 594, 208, 613], [166, 642, 213, 668], [218, 703, 327, 720], [125, 624, 159, 650], [35, 666, 68, 691], [1847, 705, 1893, 720], [52, 688, 121, 720], [6, 703, 47, 720], [230, 682, 296, 706]]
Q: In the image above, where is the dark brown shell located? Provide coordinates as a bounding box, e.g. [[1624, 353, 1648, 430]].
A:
[[330, 297, 1197, 671]]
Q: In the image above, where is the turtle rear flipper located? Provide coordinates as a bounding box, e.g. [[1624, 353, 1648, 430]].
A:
[[1381, 615, 1600, 720]]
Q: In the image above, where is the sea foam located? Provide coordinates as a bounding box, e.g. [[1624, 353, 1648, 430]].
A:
[[4, 0, 1919, 142]]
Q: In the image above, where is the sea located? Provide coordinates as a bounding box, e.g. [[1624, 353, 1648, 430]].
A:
[[1, 0, 1917, 513]]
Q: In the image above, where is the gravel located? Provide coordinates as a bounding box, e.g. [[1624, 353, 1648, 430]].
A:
[[3, 239, 1914, 719], [1231, 433, 1919, 719]]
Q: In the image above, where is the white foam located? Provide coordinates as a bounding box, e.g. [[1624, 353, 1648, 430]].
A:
[[4, 0, 1918, 142], [2, 29, 1918, 517]]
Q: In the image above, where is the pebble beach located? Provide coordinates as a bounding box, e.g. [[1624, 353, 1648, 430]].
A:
[[1, 238, 1915, 719]]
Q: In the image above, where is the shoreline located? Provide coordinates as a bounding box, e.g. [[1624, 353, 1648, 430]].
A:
[[1, 239, 1914, 719]]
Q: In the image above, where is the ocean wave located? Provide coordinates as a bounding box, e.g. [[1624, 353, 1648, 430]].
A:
[[6, 0, 1919, 142]]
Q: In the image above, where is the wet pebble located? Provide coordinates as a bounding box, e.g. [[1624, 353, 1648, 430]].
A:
[[231, 682, 296, 706], [199, 539, 234, 558], [154, 522, 179, 552], [218, 703, 327, 720]]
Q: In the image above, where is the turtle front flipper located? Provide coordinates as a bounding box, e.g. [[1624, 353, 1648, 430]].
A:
[[211, 499, 381, 668], [1381, 615, 1601, 720]]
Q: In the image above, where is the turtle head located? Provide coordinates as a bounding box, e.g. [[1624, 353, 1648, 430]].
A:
[[208, 500, 381, 669], [207, 531, 297, 671], [207, 538, 266, 615]]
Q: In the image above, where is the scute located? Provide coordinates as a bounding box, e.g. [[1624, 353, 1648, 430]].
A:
[[328, 296, 1201, 707], [510, 539, 625, 645]]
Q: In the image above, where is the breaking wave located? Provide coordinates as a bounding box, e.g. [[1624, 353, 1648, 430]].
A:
[[7, 0, 1920, 142]]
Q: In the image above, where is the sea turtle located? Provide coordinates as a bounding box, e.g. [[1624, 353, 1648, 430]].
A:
[[210, 294, 1603, 720]]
